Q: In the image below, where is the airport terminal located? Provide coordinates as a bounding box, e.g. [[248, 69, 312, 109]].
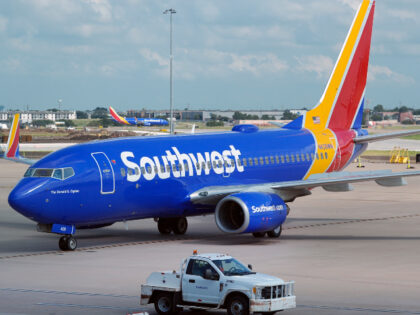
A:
[[1, 0, 420, 314]]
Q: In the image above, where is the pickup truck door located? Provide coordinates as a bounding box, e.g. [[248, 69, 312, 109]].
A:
[[182, 259, 222, 304]]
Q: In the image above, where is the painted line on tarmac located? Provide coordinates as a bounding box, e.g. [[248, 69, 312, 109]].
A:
[[299, 304, 420, 314], [0, 288, 137, 299], [0, 213, 419, 260], [35, 302, 142, 311]]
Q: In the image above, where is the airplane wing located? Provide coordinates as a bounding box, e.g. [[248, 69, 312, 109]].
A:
[[354, 129, 420, 143], [2, 113, 36, 165], [189, 169, 420, 205]]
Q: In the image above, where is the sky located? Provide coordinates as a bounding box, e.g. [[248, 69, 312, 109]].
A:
[[0, 0, 419, 111]]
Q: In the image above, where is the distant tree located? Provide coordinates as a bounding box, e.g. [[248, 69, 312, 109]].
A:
[[261, 114, 276, 120], [91, 107, 109, 119], [373, 104, 384, 112], [76, 111, 88, 119], [399, 106, 409, 113], [371, 112, 383, 121], [60, 120, 75, 127], [32, 119, 54, 127], [0, 105, 4, 111], [413, 109, 420, 115], [47, 108, 59, 112], [281, 110, 299, 120]]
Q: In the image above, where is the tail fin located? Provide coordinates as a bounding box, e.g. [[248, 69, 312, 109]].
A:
[[5, 113, 20, 158], [109, 106, 130, 125], [287, 0, 375, 131]]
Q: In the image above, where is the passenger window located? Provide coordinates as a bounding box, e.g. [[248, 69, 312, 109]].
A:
[[301, 153, 305, 161], [128, 169, 133, 175], [325, 152, 328, 159], [281, 155, 285, 163], [296, 154, 300, 162], [160, 165, 165, 172], [286, 155, 290, 163], [202, 162, 206, 170], [218, 161, 223, 168], [120, 168, 126, 177], [135, 168, 140, 175], [316, 153, 319, 160], [63, 167, 75, 179], [259, 157, 264, 165], [196, 162, 200, 170], [167, 165, 171, 172], [249, 158, 253, 166], [320, 152, 324, 160], [254, 158, 258, 165], [207, 161, 212, 169], [237, 159, 242, 167], [274, 156, 278, 164], [147, 166, 152, 174], [141, 167, 145, 174], [291, 155, 295, 163], [52, 169, 63, 180], [265, 156, 269, 164], [154, 166, 158, 173], [311, 153, 315, 160], [306, 153, 310, 161]]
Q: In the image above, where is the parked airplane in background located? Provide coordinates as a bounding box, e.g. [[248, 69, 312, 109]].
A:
[[4, 0, 420, 251], [109, 106, 169, 127]]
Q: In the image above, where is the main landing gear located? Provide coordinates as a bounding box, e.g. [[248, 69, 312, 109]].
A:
[[58, 235, 77, 251], [252, 225, 282, 239], [157, 217, 188, 235]]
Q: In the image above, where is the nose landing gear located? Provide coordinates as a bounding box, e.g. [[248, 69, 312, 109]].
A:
[[58, 235, 77, 251]]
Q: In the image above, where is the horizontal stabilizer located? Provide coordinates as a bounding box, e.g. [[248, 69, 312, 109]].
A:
[[354, 129, 420, 143]]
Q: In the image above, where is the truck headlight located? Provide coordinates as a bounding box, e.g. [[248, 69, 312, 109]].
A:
[[253, 287, 262, 299]]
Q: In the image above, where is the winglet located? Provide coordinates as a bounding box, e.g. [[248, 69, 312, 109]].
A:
[[5, 113, 20, 158], [109, 106, 130, 125]]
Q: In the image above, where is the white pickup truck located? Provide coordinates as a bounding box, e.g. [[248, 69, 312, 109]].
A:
[[140, 252, 295, 315]]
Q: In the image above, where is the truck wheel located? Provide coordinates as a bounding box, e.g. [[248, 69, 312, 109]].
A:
[[158, 219, 172, 235], [227, 294, 249, 315], [154, 292, 177, 315], [267, 225, 282, 238], [172, 217, 188, 235]]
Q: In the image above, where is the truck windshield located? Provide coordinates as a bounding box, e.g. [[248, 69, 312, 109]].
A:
[[212, 258, 254, 276]]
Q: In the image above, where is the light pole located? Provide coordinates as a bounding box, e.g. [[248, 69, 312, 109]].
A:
[[163, 8, 176, 134]]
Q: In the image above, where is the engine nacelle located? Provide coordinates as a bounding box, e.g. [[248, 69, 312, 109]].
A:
[[215, 192, 287, 234]]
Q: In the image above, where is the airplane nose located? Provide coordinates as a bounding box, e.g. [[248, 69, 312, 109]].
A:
[[8, 179, 48, 222]]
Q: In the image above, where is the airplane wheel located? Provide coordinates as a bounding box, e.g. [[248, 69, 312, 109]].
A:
[[59, 236, 68, 251], [267, 225, 282, 238], [172, 217, 188, 235], [252, 232, 266, 238], [66, 236, 77, 251], [158, 219, 172, 235]]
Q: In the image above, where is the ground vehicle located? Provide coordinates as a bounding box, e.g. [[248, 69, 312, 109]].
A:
[[140, 252, 295, 315]]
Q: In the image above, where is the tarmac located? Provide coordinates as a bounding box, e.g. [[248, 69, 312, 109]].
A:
[[0, 159, 420, 314]]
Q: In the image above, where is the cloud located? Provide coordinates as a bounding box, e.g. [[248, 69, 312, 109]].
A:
[[295, 55, 334, 78], [368, 65, 414, 85], [0, 16, 7, 32], [140, 48, 288, 79], [338, 0, 360, 11], [388, 9, 417, 21], [84, 0, 112, 22]]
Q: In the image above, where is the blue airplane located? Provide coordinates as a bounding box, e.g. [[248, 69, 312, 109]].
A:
[[5, 0, 420, 251], [109, 106, 169, 127]]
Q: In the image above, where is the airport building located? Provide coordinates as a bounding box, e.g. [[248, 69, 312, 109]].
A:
[[0, 110, 76, 123]]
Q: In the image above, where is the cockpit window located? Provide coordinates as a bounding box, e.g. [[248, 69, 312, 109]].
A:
[[52, 169, 63, 180], [24, 167, 75, 180], [34, 169, 54, 177]]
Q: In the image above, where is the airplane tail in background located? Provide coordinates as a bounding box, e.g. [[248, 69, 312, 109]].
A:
[[5, 113, 20, 159], [109, 106, 130, 125], [285, 0, 375, 132]]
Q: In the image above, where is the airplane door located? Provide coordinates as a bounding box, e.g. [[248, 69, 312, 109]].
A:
[[91, 152, 115, 194]]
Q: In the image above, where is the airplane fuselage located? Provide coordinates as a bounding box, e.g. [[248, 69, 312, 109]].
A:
[[8, 127, 367, 227]]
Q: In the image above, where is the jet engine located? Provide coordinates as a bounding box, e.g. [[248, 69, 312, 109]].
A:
[[215, 192, 287, 234]]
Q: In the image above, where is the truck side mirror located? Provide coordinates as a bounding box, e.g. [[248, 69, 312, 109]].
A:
[[248, 264, 253, 270]]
